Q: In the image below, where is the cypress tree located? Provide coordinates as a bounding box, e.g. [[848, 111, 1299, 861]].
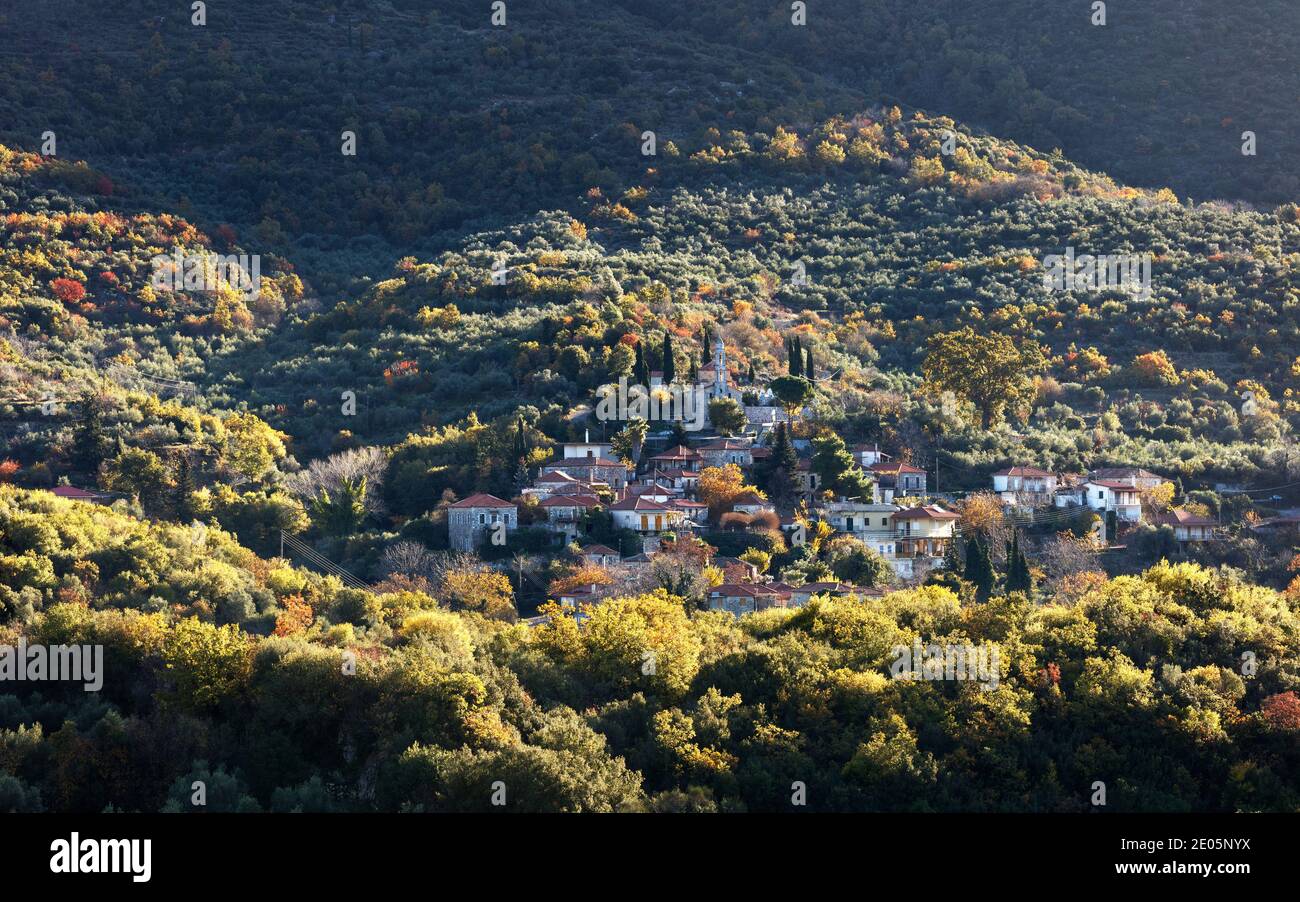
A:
[[663, 333, 676, 383], [760, 420, 798, 506], [635, 340, 649, 387], [1019, 543, 1034, 593], [513, 414, 528, 462], [805, 346, 814, 379], [173, 454, 196, 522], [1006, 531, 1035, 594], [668, 420, 689, 448], [790, 337, 803, 377], [943, 531, 963, 573], [975, 538, 995, 601], [963, 535, 995, 602], [72, 390, 110, 473], [962, 535, 981, 583]]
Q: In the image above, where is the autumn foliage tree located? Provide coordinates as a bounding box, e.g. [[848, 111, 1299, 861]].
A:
[[1129, 350, 1180, 387], [50, 277, 86, 303], [922, 327, 1045, 428], [698, 464, 763, 521], [440, 563, 516, 621]]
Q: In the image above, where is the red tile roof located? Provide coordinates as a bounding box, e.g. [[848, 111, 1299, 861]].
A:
[[650, 445, 701, 460], [535, 470, 580, 483], [711, 583, 782, 598], [1153, 508, 1218, 527], [449, 493, 515, 509], [993, 466, 1054, 477], [540, 494, 601, 508], [1088, 479, 1143, 491], [51, 486, 100, 499], [629, 482, 675, 495], [869, 461, 926, 474], [892, 505, 959, 520], [1090, 467, 1162, 481], [546, 458, 627, 469], [609, 495, 670, 511], [580, 544, 619, 555]]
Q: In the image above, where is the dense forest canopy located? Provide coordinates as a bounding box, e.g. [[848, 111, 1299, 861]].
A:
[[4, 486, 1300, 812]]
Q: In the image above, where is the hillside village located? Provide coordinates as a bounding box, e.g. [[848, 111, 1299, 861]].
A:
[[437, 336, 1248, 618]]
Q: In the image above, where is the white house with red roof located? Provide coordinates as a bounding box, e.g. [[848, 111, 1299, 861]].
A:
[[625, 480, 677, 503], [820, 499, 901, 554], [448, 493, 517, 552], [609, 494, 687, 534], [869, 460, 927, 499], [1152, 508, 1219, 542], [1083, 479, 1143, 522], [889, 504, 960, 578], [992, 466, 1057, 508]]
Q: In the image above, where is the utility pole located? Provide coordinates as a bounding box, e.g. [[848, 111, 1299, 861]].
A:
[[934, 434, 942, 498]]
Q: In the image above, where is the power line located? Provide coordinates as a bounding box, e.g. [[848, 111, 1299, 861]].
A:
[[279, 530, 369, 590]]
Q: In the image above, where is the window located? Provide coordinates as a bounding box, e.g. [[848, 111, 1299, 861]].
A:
[[479, 513, 486, 524]]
